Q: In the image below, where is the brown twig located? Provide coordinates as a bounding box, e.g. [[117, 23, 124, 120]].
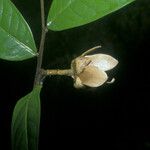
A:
[[34, 0, 47, 86]]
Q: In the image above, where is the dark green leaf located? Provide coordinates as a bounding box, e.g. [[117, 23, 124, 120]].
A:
[[0, 0, 37, 61], [47, 0, 135, 31], [11, 85, 42, 150]]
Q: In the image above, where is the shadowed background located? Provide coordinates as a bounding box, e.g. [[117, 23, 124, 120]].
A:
[[0, 0, 150, 149]]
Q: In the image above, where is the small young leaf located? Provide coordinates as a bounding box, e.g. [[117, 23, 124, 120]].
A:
[[47, 0, 135, 31], [11, 85, 42, 150], [0, 0, 37, 61]]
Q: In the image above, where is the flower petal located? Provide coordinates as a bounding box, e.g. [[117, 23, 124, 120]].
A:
[[85, 54, 118, 71], [71, 57, 91, 74], [78, 66, 108, 87]]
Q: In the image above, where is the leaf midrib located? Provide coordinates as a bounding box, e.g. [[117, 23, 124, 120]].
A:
[[48, 0, 76, 24], [0, 26, 36, 55], [25, 97, 30, 150]]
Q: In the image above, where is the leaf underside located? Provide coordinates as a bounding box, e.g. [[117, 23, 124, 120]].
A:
[[11, 85, 42, 150], [0, 0, 37, 61], [47, 0, 135, 31]]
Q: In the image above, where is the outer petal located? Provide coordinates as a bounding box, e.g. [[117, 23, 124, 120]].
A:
[[85, 54, 118, 71], [78, 66, 108, 87]]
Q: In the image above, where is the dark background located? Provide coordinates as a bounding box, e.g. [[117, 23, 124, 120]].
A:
[[1, 0, 150, 149]]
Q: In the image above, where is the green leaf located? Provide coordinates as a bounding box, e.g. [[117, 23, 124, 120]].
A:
[[0, 0, 37, 61], [11, 85, 42, 150], [47, 0, 135, 31]]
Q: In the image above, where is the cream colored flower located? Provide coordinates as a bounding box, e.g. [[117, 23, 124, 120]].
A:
[[44, 46, 118, 89], [71, 49, 118, 88]]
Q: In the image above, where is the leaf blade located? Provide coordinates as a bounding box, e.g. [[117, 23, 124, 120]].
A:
[[0, 0, 37, 61], [47, 0, 135, 31], [11, 85, 42, 150]]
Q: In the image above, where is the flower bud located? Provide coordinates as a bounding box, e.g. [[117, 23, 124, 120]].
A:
[[71, 53, 118, 88]]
